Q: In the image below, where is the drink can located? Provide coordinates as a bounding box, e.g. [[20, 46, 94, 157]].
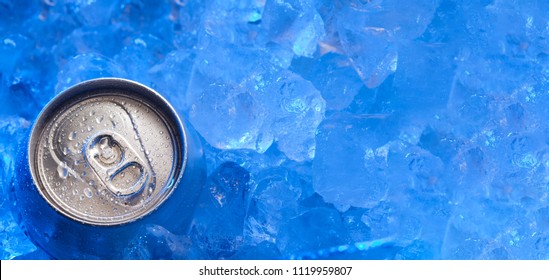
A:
[[12, 78, 205, 259]]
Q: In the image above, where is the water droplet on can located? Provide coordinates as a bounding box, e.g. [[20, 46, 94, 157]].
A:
[[57, 162, 69, 179], [84, 188, 93, 198]]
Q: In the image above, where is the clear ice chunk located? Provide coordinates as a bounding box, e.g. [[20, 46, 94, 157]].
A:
[[244, 167, 307, 245], [190, 162, 252, 259], [115, 34, 174, 87], [337, 0, 438, 88], [276, 207, 349, 256], [261, 0, 325, 57], [187, 39, 325, 161], [148, 49, 195, 113], [56, 53, 126, 92], [124, 225, 191, 260], [291, 53, 364, 110], [312, 113, 393, 210], [0, 118, 36, 259], [68, 0, 119, 27]]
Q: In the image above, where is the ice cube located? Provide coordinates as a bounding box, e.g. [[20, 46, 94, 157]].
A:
[[290, 53, 363, 111], [114, 34, 174, 86], [276, 207, 349, 256], [187, 39, 325, 161], [261, 0, 325, 57], [245, 167, 307, 244], [124, 225, 191, 260], [148, 49, 195, 113], [68, 0, 119, 27], [56, 53, 126, 92], [190, 162, 252, 259], [313, 113, 395, 210]]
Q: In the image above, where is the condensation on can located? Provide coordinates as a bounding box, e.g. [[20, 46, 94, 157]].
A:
[[13, 78, 206, 259]]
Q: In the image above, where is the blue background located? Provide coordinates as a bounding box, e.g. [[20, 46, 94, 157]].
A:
[[1, 0, 548, 259]]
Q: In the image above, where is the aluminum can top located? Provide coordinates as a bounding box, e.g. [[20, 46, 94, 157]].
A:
[[28, 78, 186, 226]]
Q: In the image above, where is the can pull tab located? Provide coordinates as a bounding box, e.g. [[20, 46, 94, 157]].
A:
[[85, 132, 153, 198]]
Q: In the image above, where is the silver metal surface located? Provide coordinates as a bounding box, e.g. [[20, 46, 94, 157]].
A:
[[28, 78, 186, 225]]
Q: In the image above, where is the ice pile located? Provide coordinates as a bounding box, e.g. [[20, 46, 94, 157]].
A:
[[1, 0, 548, 259], [187, 38, 325, 161]]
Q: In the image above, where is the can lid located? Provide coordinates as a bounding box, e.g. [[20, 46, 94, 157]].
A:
[[29, 78, 186, 226]]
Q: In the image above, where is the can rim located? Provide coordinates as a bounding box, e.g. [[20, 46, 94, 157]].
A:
[[28, 77, 188, 226]]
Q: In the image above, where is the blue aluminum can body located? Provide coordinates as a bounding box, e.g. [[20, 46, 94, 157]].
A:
[[12, 78, 205, 259]]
